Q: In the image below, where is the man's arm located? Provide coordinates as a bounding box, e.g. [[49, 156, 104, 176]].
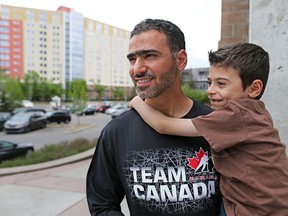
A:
[[86, 133, 125, 216], [129, 96, 201, 137]]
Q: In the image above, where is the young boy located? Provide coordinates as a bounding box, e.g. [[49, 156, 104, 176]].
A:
[[130, 43, 288, 216]]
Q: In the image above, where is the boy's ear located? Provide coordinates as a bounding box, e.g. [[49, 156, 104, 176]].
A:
[[248, 79, 263, 98]]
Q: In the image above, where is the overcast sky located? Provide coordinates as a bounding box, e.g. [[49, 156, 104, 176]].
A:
[[1, 0, 221, 68]]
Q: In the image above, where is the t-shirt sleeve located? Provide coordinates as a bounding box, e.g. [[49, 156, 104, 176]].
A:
[[191, 102, 248, 152]]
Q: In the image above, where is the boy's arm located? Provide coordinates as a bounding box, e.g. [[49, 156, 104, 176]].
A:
[[129, 96, 201, 137]]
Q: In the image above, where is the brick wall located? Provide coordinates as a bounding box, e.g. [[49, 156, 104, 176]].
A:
[[219, 0, 249, 47]]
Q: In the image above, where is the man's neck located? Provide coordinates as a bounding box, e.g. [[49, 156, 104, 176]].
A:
[[145, 93, 193, 118]]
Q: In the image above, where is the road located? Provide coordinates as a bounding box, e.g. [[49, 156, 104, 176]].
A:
[[0, 112, 112, 150]]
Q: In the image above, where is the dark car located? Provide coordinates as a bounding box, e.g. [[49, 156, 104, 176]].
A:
[[0, 112, 12, 131], [98, 104, 111, 113], [0, 140, 34, 162], [78, 106, 96, 115], [45, 110, 71, 124], [4, 112, 47, 134]]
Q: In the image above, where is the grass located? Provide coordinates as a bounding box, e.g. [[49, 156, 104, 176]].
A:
[[0, 138, 97, 168]]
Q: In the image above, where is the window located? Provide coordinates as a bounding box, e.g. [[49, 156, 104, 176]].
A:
[[39, 12, 48, 22], [0, 34, 9, 40], [0, 41, 9, 46], [26, 10, 35, 20], [0, 20, 9, 26], [0, 27, 9, 33]]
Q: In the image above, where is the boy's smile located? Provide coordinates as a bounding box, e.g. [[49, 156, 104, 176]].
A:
[[207, 66, 250, 109]]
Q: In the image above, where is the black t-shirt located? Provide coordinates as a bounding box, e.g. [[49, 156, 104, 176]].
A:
[[87, 100, 222, 216]]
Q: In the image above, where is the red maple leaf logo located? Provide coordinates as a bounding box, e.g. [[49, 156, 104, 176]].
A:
[[187, 148, 208, 170]]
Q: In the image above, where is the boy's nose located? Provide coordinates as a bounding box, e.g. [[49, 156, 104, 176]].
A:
[[207, 85, 216, 94]]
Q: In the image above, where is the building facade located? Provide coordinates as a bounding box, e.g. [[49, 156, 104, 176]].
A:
[[0, 18, 24, 79], [182, 68, 209, 91], [0, 4, 132, 91]]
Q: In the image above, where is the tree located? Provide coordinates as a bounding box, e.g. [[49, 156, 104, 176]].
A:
[[20, 71, 63, 102], [22, 71, 41, 100], [94, 80, 105, 100], [113, 86, 124, 100], [0, 76, 24, 112], [69, 79, 87, 124]]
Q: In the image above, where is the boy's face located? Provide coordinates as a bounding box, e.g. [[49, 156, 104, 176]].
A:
[[207, 65, 250, 110]]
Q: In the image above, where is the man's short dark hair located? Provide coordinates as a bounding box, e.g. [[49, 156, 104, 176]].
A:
[[130, 18, 186, 56]]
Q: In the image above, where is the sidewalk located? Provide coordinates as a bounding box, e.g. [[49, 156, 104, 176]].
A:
[[0, 149, 130, 216]]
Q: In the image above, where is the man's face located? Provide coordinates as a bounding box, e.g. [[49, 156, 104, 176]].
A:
[[127, 30, 178, 99]]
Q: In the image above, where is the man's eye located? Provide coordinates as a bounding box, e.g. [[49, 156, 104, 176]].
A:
[[128, 57, 136, 63], [206, 81, 211, 86], [218, 82, 226, 86], [145, 53, 156, 58]]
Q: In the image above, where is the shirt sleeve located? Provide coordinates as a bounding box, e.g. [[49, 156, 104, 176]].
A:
[[86, 130, 125, 216], [191, 102, 248, 152]]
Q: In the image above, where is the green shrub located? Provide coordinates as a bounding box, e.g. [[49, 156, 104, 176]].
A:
[[0, 138, 97, 168], [182, 84, 210, 104]]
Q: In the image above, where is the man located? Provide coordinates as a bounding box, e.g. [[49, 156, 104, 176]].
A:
[[86, 18, 221, 216]]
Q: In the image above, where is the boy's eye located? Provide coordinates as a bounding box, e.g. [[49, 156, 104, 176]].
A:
[[206, 81, 211, 86], [218, 82, 226, 86]]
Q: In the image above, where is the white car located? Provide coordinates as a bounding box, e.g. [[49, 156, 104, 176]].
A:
[[22, 100, 34, 107], [105, 104, 122, 115], [111, 106, 130, 118]]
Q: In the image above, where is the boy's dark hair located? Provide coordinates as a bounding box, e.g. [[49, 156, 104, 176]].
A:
[[208, 42, 270, 99], [130, 19, 186, 56]]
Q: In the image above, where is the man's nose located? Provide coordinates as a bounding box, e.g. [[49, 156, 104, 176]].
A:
[[133, 58, 147, 75]]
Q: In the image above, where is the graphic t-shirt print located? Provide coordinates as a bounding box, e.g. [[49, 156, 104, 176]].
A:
[[122, 147, 219, 214]]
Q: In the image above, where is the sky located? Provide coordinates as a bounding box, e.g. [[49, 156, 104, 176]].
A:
[[1, 0, 222, 68]]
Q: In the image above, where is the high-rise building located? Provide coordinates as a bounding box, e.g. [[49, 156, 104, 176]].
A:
[[0, 18, 23, 79], [0, 4, 132, 90]]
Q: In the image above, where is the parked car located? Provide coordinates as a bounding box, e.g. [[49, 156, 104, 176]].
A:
[[78, 106, 96, 115], [45, 110, 71, 124], [111, 106, 130, 119], [0, 140, 34, 162], [0, 112, 12, 131], [4, 112, 47, 134], [12, 107, 46, 115], [63, 104, 82, 114], [97, 104, 111, 113], [106, 104, 128, 115], [21, 100, 34, 107]]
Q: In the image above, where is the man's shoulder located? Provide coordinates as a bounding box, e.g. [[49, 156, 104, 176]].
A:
[[187, 100, 213, 118], [104, 109, 142, 128]]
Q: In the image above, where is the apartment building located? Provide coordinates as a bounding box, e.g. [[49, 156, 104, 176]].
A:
[[0, 4, 132, 90], [0, 18, 23, 79]]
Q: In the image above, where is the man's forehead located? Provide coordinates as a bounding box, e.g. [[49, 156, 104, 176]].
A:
[[127, 49, 160, 58], [129, 36, 167, 53], [130, 31, 166, 46]]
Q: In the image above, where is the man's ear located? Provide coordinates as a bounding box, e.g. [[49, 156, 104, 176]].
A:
[[176, 49, 187, 71], [248, 79, 263, 98]]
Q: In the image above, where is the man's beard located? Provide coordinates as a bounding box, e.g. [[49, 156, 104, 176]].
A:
[[136, 64, 178, 99]]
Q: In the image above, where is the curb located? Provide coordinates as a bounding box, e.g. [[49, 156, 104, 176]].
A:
[[65, 124, 97, 134], [0, 148, 95, 177]]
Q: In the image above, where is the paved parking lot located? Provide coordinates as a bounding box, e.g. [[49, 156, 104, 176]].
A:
[[0, 112, 112, 150]]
